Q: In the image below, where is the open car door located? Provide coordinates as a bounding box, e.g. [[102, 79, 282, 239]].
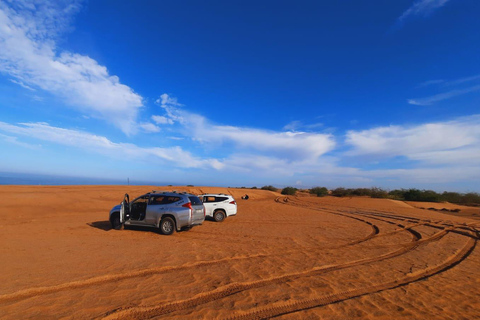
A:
[[120, 193, 130, 224]]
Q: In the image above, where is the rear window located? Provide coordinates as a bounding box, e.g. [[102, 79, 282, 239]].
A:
[[204, 196, 215, 202], [215, 196, 229, 202], [164, 196, 181, 204], [188, 196, 202, 205], [149, 195, 181, 205]]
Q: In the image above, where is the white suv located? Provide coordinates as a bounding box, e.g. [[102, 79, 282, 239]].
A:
[[201, 193, 237, 222]]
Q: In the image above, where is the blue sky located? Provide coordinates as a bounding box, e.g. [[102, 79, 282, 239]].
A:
[[0, 0, 479, 191]]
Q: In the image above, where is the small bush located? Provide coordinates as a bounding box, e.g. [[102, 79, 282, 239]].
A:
[[261, 185, 278, 192], [310, 187, 329, 197], [281, 187, 298, 195], [370, 187, 389, 198], [462, 192, 480, 205], [331, 188, 349, 197], [251, 186, 257, 189], [388, 189, 406, 200], [403, 189, 440, 202]]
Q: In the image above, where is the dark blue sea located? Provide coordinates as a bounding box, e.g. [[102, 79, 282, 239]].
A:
[[0, 172, 164, 186]]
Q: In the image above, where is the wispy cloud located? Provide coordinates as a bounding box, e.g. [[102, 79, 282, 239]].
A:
[[1, 113, 480, 188], [415, 79, 445, 88], [282, 120, 323, 131], [139, 122, 161, 133], [444, 74, 480, 87], [416, 74, 480, 89], [155, 94, 336, 161], [9, 79, 35, 91], [345, 115, 480, 164], [0, 121, 221, 169], [408, 84, 480, 105], [0, 132, 40, 149], [397, 0, 451, 25], [0, 1, 143, 134], [151, 115, 174, 125]]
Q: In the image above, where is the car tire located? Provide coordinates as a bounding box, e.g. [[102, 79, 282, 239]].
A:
[[111, 214, 123, 230], [214, 210, 226, 222], [159, 217, 175, 235]]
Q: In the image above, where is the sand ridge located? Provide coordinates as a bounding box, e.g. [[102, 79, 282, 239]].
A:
[[0, 186, 479, 319]]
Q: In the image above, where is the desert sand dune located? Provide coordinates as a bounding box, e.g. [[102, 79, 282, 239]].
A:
[[0, 186, 479, 319]]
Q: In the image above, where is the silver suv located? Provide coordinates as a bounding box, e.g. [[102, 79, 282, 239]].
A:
[[201, 193, 237, 222], [109, 191, 205, 235]]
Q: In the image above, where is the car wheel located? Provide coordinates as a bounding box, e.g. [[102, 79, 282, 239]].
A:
[[160, 217, 175, 235], [111, 214, 122, 230], [214, 210, 226, 222]]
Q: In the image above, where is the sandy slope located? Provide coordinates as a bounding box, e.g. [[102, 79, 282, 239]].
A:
[[0, 186, 479, 319]]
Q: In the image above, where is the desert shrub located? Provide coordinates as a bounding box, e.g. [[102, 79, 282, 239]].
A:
[[461, 192, 480, 205], [403, 189, 440, 202], [321, 187, 480, 205], [351, 188, 371, 196], [187, 184, 194, 187], [261, 185, 278, 192], [370, 187, 389, 198], [310, 187, 329, 197], [388, 189, 480, 205], [251, 186, 257, 189], [441, 191, 462, 203], [389, 189, 406, 200], [331, 188, 349, 197], [281, 187, 298, 195]]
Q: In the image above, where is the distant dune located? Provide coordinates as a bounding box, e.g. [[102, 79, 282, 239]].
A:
[[0, 185, 479, 319]]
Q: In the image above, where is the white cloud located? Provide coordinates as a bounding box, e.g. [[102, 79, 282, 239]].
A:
[[0, 132, 40, 149], [155, 93, 182, 107], [151, 115, 173, 125], [283, 120, 302, 131], [409, 148, 480, 165], [345, 115, 480, 165], [0, 1, 143, 134], [139, 122, 161, 133], [155, 94, 336, 161], [283, 120, 323, 131], [199, 125, 335, 159], [416, 79, 445, 88], [0, 121, 220, 169], [408, 84, 480, 105], [444, 74, 480, 87], [359, 166, 480, 184], [9, 79, 35, 90], [151, 93, 184, 126], [398, 0, 450, 23]]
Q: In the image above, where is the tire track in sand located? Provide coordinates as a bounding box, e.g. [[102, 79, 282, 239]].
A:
[[224, 230, 477, 320], [99, 226, 452, 320], [0, 196, 428, 305], [0, 197, 384, 304]]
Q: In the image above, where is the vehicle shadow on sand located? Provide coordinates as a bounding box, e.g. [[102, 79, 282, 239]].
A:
[[87, 221, 112, 231], [86, 221, 190, 235]]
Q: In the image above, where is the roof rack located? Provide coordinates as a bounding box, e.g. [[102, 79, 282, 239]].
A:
[[152, 190, 169, 194]]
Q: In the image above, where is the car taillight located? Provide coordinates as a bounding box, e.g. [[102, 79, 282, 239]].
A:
[[182, 202, 192, 218], [203, 205, 206, 217], [230, 200, 236, 205]]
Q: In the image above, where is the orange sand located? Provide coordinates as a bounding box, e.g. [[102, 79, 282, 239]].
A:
[[0, 185, 479, 319]]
